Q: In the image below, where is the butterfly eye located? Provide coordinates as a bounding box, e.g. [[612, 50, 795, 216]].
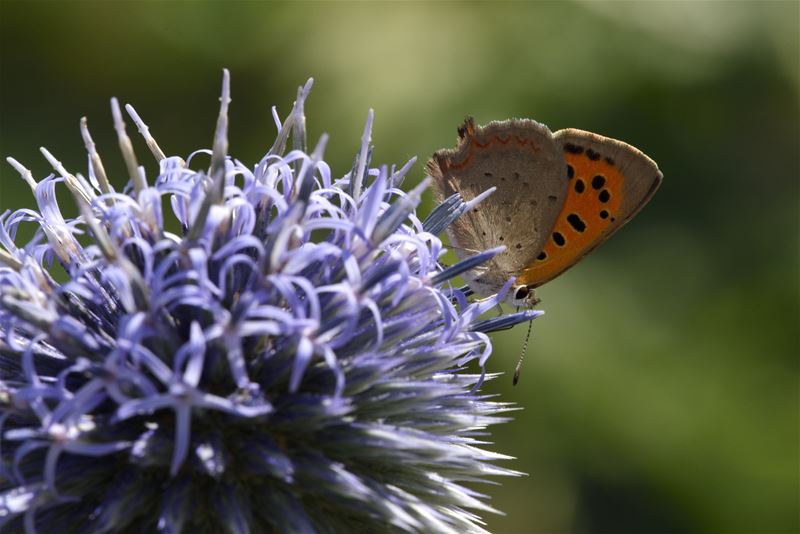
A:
[[514, 286, 530, 300]]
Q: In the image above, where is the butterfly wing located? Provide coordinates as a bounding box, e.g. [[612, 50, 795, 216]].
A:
[[427, 117, 568, 294], [516, 128, 663, 288]]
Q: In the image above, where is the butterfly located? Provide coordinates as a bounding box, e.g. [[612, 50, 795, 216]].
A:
[[426, 117, 662, 383], [427, 116, 662, 307]]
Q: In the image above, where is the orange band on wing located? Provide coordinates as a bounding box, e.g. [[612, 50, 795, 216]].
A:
[[516, 152, 624, 287], [441, 135, 541, 172]]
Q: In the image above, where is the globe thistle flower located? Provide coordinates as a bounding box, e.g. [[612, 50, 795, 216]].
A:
[[0, 70, 541, 533]]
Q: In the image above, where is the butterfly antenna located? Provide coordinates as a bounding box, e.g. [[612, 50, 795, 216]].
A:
[[513, 318, 534, 385]]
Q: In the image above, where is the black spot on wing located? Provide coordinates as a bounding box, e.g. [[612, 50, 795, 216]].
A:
[[567, 213, 586, 233], [564, 143, 584, 154]]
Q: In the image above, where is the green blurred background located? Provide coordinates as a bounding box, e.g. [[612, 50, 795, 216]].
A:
[[1, 2, 797, 533]]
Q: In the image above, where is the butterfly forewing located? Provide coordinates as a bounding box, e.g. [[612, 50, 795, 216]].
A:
[[516, 129, 662, 287]]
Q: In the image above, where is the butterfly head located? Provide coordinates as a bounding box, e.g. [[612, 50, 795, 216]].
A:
[[510, 284, 541, 308]]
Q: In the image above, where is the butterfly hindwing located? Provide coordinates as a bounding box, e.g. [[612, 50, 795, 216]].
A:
[[427, 117, 568, 292]]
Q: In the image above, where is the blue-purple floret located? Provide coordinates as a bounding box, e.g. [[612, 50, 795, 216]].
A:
[[0, 70, 539, 533]]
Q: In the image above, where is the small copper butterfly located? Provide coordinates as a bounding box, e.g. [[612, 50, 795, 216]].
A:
[[427, 117, 662, 310], [427, 117, 662, 383]]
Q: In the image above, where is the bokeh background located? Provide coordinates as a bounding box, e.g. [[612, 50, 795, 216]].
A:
[[1, 2, 797, 533]]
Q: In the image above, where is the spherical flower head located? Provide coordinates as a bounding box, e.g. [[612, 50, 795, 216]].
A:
[[0, 70, 540, 533]]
